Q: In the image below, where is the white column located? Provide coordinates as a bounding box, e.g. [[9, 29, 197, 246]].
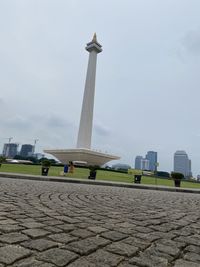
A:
[[76, 51, 97, 149], [76, 34, 102, 149]]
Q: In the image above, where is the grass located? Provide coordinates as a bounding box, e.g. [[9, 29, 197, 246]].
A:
[[0, 163, 200, 189]]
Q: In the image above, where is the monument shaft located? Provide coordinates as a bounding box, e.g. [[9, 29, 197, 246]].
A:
[[76, 34, 102, 149], [44, 34, 120, 166]]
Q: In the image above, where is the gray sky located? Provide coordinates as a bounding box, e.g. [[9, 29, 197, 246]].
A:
[[1, 0, 200, 175]]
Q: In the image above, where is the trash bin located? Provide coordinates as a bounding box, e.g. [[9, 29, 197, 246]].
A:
[[88, 170, 97, 180], [174, 179, 181, 187], [41, 167, 49, 176], [134, 175, 141, 184]]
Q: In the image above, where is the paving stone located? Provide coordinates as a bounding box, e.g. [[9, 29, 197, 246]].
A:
[[36, 248, 78, 266], [87, 226, 108, 234], [17, 218, 36, 223], [0, 219, 17, 224], [115, 222, 136, 229], [184, 252, 200, 263], [68, 258, 97, 267], [144, 244, 174, 262], [56, 224, 75, 232], [70, 228, 94, 238], [118, 262, 139, 267], [185, 245, 200, 254], [175, 235, 200, 246], [13, 257, 55, 267], [86, 249, 124, 266], [130, 253, 168, 267], [0, 232, 29, 244], [153, 231, 177, 239], [22, 238, 59, 251], [134, 226, 153, 233], [154, 243, 180, 256], [174, 259, 200, 267], [0, 245, 31, 264], [0, 224, 24, 233], [123, 236, 150, 249], [134, 232, 161, 242], [75, 222, 92, 229], [48, 233, 78, 244], [105, 242, 139, 257], [101, 230, 128, 241], [22, 228, 50, 238], [21, 222, 45, 228], [54, 216, 80, 224], [43, 225, 63, 233], [66, 236, 110, 255], [155, 238, 185, 249]]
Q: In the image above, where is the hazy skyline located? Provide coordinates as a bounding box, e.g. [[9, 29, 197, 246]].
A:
[[0, 1, 200, 175]]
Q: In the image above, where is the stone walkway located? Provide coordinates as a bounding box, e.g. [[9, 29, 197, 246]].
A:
[[0, 177, 200, 267]]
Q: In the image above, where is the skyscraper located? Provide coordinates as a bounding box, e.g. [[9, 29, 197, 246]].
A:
[[146, 151, 157, 171], [20, 144, 34, 157], [135, 156, 143, 169], [174, 150, 191, 178], [2, 143, 18, 158], [141, 158, 150, 170]]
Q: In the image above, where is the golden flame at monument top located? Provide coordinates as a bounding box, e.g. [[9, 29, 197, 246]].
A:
[[92, 32, 97, 42]]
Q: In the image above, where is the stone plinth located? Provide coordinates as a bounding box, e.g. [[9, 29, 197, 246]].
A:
[[44, 148, 120, 166]]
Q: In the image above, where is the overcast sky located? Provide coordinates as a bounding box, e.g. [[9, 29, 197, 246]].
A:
[[0, 0, 200, 175]]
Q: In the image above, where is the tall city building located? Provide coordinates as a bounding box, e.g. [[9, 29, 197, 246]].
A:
[[2, 143, 18, 158], [146, 151, 157, 171], [141, 158, 150, 170], [135, 156, 143, 169], [134, 156, 150, 170], [20, 144, 34, 157], [174, 150, 191, 178]]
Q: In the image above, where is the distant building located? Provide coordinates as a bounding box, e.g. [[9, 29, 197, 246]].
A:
[[33, 153, 45, 159], [174, 150, 191, 178], [20, 144, 34, 157], [112, 163, 131, 171], [2, 143, 18, 158], [146, 151, 157, 171], [141, 158, 150, 170], [135, 156, 143, 169], [197, 175, 200, 182]]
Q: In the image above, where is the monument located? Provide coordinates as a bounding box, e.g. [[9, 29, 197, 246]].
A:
[[44, 34, 120, 166]]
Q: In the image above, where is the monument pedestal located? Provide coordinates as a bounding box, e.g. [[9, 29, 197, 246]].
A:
[[44, 148, 119, 166]]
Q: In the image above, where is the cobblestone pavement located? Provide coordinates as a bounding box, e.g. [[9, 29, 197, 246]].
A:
[[0, 178, 200, 267]]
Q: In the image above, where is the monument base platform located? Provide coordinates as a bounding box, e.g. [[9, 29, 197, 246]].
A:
[[44, 148, 120, 166]]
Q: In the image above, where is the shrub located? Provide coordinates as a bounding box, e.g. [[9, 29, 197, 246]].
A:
[[88, 165, 99, 172], [41, 159, 51, 167], [0, 156, 6, 163], [171, 172, 184, 180]]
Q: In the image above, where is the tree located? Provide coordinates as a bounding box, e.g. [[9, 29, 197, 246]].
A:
[[0, 156, 6, 168]]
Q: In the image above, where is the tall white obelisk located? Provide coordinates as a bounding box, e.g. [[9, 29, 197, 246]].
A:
[[76, 33, 102, 149], [44, 34, 120, 166]]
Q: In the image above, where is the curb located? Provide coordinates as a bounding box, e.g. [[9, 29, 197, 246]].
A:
[[0, 172, 200, 194]]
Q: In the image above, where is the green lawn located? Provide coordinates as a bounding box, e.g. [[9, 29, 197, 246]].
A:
[[0, 164, 200, 189]]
